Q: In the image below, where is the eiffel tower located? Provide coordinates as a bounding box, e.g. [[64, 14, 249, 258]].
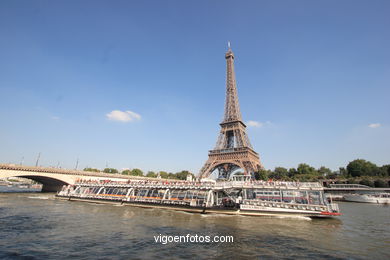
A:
[[199, 45, 263, 179]]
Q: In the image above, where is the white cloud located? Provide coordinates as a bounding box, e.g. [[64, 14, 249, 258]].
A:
[[247, 120, 263, 128], [51, 116, 60, 120], [106, 110, 141, 122], [368, 123, 381, 128]]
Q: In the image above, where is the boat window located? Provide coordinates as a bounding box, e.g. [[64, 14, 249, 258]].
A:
[[177, 191, 186, 200], [245, 189, 255, 199], [253, 189, 282, 202], [282, 190, 295, 203], [308, 191, 321, 205], [196, 191, 207, 200], [158, 190, 165, 198], [184, 191, 190, 199], [92, 187, 100, 194], [136, 189, 149, 197], [148, 189, 160, 198], [169, 190, 181, 199]]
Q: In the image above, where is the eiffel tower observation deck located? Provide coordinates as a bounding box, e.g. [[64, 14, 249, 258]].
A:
[[199, 44, 263, 179]]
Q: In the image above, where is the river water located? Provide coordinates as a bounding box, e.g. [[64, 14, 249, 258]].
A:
[[0, 189, 389, 259]]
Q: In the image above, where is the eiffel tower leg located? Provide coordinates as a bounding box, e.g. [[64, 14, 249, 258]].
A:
[[199, 159, 216, 179]]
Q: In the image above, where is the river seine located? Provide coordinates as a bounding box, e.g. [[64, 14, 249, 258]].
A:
[[1, 189, 389, 259]]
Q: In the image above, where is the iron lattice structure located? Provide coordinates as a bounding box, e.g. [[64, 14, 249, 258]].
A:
[[199, 47, 263, 179]]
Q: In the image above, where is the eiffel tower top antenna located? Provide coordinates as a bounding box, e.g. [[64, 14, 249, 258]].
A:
[[223, 43, 242, 123]]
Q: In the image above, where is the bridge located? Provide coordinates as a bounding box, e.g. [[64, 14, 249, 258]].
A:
[[0, 164, 151, 192]]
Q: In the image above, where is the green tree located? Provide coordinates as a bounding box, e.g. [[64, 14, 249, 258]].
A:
[[175, 170, 193, 180], [359, 178, 375, 187], [327, 171, 339, 179], [103, 168, 118, 174], [288, 168, 297, 178], [83, 168, 100, 172], [168, 172, 177, 179], [130, 168, 144, 176], [347, 178, 359, 184], [378, 165, 390, 177], [347, 159, 378, 177], [297, 163, 317, 175], [254, 169, 269, 180], [384, 165, 390, 176], [270, 167, 288, 180], [122, 169, 131, 175], [374, 179, 389, 188], [292, 174, 316, 182], [339, 167, 348, 177], [318, 166, 332, 177], [146, 171, 157, 178], [158, 171, 169, 179]]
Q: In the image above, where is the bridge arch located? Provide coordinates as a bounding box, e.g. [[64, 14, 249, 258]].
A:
[[18, 175, 69, 192], [0, 171, 77, 192]]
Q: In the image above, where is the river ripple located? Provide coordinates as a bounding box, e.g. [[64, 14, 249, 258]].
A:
[[0, 191, 389, 260]]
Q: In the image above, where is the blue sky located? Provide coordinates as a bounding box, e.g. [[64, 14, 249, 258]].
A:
[[0, 0, 389, 173]]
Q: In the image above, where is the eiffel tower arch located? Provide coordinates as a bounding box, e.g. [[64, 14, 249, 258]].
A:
[[199, 46, 263, 179]]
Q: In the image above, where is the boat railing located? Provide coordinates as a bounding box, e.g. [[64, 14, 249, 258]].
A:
[[57, 190, 66, 196], [75, 182, 216, 190], [328, 184, 370, 189], [63, 191, 208, 207], [125, 196, 208, 207], [69, 180, 323, 192], [327, 203, 339, 213], [215, 181, 322, 189]]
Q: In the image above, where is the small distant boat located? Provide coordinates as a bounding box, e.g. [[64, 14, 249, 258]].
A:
[[31, 184, 42, 189], [344, 193, 390, 204]]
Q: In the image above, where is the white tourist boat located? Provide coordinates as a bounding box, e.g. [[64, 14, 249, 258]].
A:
[[56, 176, 341, 218], [343, 193, 390, 204]]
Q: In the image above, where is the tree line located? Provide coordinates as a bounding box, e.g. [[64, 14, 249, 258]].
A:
[[254, 159, 390, 187]]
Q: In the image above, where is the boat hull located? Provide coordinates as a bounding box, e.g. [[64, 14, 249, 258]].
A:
[[56, 195, 338, 218]]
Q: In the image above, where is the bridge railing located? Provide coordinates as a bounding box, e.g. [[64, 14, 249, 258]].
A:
[[0, 163, 158, 181]]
